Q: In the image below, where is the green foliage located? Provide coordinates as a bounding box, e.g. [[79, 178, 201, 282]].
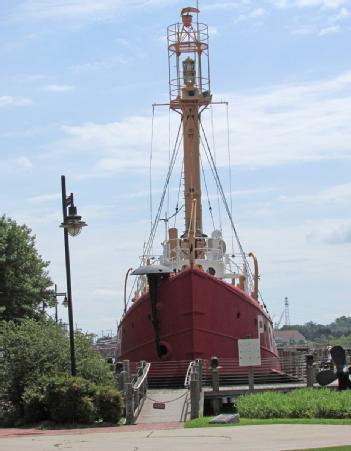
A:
[[236, 388, 351, 419], [0, 318, 70, 406], [0, 215, 54, 321], [0, 318, 117, 418], [44, 374, 97, 424], [281, 316, 351, 344], [95, 386, 123, 423], [21, 374, 123, 425], [75, 332, 115, 386]]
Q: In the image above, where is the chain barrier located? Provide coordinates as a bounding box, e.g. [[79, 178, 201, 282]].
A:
[[145, 390, 188, 404]]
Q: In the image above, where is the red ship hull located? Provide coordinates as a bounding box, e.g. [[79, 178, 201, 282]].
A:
[[117, 268, 280, 371]]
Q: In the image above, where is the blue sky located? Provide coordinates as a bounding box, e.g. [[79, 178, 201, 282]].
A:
[[1, 0, 350, 335]]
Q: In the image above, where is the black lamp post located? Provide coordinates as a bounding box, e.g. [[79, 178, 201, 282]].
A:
[[60, 175, 87, 376]]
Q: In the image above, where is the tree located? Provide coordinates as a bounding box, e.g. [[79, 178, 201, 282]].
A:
[[0, 215, 53, 321], [0, 318, 115, 411]]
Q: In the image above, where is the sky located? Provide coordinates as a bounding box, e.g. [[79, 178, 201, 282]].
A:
[[1, 0, 350, 335]]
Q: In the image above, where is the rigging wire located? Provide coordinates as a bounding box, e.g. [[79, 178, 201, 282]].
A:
[[226, 103, 235, 255], [144, 117, 184, 259], [200, 156, 215, 231], [199, 118, 270, 315], [129, 117, 183, 305], [167, 107, 171, 215], [174, 158, 184, 228], [149, 106, 155, 236], [210, 105, 222, 231]]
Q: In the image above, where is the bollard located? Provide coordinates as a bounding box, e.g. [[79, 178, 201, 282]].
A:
[[125, 383, 135, 425], [123, 360, 130, 377], [118, 370, 127, 392], [248, 367, 254, 393], [211, 363, 220, 416], [190, 367, 200, 419], [212, 367, 220, 392], [306, 354, 314, 387], [196, 359, 203, 391]]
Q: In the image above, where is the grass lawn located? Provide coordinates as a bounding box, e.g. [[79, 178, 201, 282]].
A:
[[185, 417, 351, 428]]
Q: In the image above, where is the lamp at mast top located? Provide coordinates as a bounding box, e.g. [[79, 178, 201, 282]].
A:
[[167, 6, 211, 109]]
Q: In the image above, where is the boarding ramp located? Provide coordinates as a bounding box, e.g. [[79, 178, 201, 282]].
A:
[[136, 388, 190, 423], [118, 360, 201, 424]]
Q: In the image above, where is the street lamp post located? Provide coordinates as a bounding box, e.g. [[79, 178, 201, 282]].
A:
[[60, 175, 87, 376]]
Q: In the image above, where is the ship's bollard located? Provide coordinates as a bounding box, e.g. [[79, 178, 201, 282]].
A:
[[306, 354, 315, 387]]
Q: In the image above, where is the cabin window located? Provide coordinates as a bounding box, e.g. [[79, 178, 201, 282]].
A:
[[236, 312, 241, 319]]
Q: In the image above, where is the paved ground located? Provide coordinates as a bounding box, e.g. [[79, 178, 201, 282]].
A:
[[1, 424, 351, 451], [136, 389, 190, 423]]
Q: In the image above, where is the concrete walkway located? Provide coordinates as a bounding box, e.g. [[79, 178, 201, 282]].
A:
[[136, 389, 190, 423], [1, 424, 351, 451]]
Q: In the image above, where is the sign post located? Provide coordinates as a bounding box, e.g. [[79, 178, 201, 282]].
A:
[[238, 338, 261, 392]]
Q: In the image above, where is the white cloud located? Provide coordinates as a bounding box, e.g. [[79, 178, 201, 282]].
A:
[[307, 220, 351, 244], [252, 8, 266, 16], [70, 55, 128, 74], [272, 0, 347, 8], [28, 192, 61, 203], [14, 0, 178, 23], [54, 70, 351, 176], [44, 84, 74, 92], [319, 24, 341, 34], [15, 156, 33, 171], [279, 183, 351, 205], [0, 95, 32, 108]]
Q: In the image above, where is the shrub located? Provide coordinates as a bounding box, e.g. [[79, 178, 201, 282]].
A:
[[236, 388, 351, 419], [95, 386, 124, 423], [22, 382, 47, 423], [0, 318, 116, 413], [0, 398, 19, 427], [21, 374, 123, 425], [45, 374, 97, 424]]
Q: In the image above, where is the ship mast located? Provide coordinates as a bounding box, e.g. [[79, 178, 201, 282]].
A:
[[167, 7, 211, 261]]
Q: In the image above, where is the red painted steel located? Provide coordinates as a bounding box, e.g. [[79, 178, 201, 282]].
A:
[[117, 268, 280, 372]]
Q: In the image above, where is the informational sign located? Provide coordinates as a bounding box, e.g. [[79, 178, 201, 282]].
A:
[[153, 402, 166, 410], [238, 338, 261, 366]]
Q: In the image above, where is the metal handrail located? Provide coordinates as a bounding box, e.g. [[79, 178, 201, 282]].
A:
[[133, 362, 151, 391], [184, 360, 196, 387]]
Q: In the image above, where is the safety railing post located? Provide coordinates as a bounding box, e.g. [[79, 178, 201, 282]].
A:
[[125, 382, 134, 425], [196, 358, 203, 391], [306, 354, 315, 387], [190, 367, 200, 419]]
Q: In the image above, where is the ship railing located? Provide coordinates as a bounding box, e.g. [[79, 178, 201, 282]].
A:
[[184, 359, 202, 419], [184, 360, 196, 388], [200, 354, 316, 387], [119, 360, 151, 425]]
